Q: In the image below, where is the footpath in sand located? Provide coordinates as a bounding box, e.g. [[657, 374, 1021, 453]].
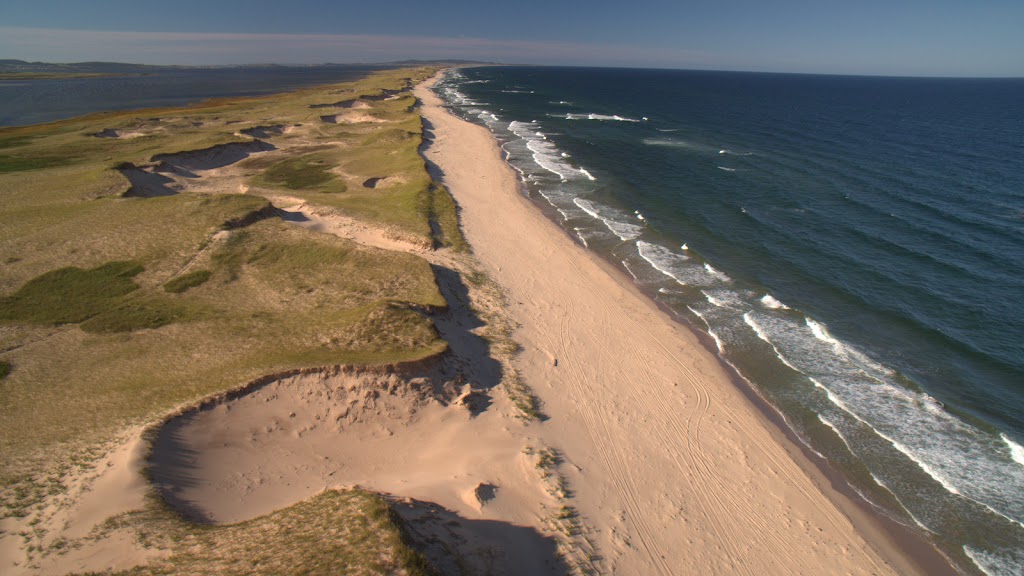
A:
[[415, 76, 929, 575]]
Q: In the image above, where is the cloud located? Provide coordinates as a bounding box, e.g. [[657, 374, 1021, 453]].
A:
[[0, 26, 710, 68]]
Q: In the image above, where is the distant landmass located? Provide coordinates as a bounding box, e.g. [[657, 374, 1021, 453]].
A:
[[0, 59, 491, 76]]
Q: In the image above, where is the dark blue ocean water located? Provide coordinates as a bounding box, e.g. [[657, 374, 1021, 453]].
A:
[[436, 66, 1024, 575], [0, 65, 382, 126]]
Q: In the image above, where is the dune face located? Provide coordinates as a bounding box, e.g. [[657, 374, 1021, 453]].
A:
[[151, 140, 276, 175], [149, 368, 461, 524], [239, 124, 289, 139], [118, 163, 179, 197]]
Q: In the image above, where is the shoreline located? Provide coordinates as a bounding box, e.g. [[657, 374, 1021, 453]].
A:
[[416, 72, 956, 575], [524, 178, 959, 575]]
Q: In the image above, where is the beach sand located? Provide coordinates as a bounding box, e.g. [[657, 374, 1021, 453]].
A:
[[415, 74, 936, 575]]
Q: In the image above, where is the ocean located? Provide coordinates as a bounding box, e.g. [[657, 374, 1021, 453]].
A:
[[434, 66, 1024, 576]]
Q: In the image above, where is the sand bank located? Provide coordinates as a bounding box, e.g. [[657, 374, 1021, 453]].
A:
[[415, 74, 943, 575]]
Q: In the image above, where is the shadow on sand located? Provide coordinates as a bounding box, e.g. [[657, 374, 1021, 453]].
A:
[[393, 497, 570, 576]]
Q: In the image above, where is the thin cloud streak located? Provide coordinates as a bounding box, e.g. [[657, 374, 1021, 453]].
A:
[[0, 27, 712, 68]]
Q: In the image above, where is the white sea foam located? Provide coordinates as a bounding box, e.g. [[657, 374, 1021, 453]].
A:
[[717, 166, 737, 172], [745, 308, 1024, 528], [644, 138, 696, 148], [574, 228, 590, 248], [637, 241, 690, 280], [867, 471, 935, 533], [760, 294, 789, 309], [743, 312, 805, 373], [704, 294, 727, 308], [688, 308, 725, 353], [574, 198, 644, 241], [636, 241, 738, 289], [964, 545, 1024, 576], [702, 289, 745, 310], [621, 260, 641, 281], [1003, 434, 1024, 466], [819, 415, 854, 453], [704, 263, 732, 282], [642, 138, 718, 153], [564, 113, 641, 122], [806, 317, 844, 354], [508, 120, 593, 182]]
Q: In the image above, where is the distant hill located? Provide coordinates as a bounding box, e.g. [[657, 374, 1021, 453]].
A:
[[0, 60, 167, 74], [0, 59, 495, 75]]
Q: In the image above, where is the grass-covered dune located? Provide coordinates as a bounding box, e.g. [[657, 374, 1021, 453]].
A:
[[0, 66, 463, 573]]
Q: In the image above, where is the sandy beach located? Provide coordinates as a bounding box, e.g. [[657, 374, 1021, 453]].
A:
[[414, 74, 939, 575]]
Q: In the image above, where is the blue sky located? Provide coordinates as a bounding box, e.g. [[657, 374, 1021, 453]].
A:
[[2, 0, 1022, 76]]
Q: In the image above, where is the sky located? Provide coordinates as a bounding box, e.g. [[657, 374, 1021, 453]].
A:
[[2, 0, 1022, 77]]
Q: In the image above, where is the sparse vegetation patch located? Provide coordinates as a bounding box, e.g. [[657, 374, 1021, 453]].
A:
[[0, 261, 143, 325], [163, 269, 212, 293], [102, 490, 434, 576], [253, 153, 346, 192]]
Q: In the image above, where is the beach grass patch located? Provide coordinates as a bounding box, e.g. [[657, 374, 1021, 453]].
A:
[[103, 489, 433, 576], [80, 298, 192, 333], [0, 135, 34, 150], [0, 154, 76, 173], [0, 360, 10, 380], [0, 261, 143, 325], [252, 154, 346, 193], [429, 183, 468, 252], [361, 128, 416, 146], [163, 270, 212, 293]]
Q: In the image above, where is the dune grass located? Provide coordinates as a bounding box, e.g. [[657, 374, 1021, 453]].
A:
[[250, 153, 347, 193], [0, 66, 463, 574], [162, 269, 211, 293], [0, 261, 143, 324], [100, 490, 433, 576]]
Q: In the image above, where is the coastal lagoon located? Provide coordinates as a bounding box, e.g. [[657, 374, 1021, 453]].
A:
[[0, 65, 381, 126], [437, 66, 1024, 575]]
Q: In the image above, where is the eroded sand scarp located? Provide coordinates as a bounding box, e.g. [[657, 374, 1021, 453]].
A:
[[146, 362, 568, 573], [118, 140, 276, 196], [148, 362, 536, 524], [149, 367, 462, 524]]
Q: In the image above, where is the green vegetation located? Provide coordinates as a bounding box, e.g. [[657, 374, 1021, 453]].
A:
[[0, 261, 143, 325], [163, 269, 212, 293], [251, 153, 346, 193], [0, 153, 78, 173], [504, 370, 544, 420], [102, 490, 434, 576], [0, 66, 460, 573], [429, 183, 468, 251], [80, 297, 192, 333]]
